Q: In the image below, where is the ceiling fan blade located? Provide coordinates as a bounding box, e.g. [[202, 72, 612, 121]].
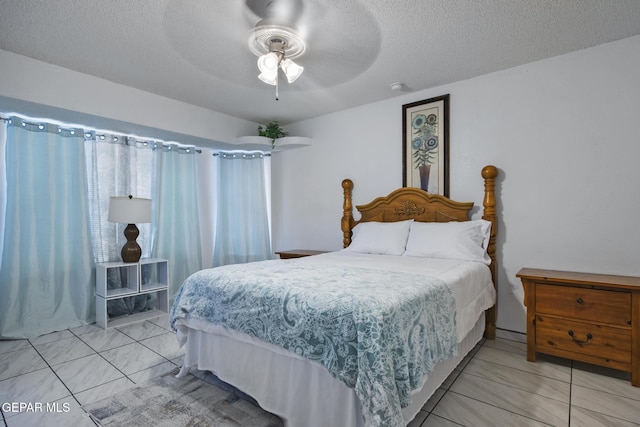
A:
[[245, 0, 304, 26]]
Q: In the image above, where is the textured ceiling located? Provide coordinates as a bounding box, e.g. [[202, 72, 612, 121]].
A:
[[1, 0, 640, 125]]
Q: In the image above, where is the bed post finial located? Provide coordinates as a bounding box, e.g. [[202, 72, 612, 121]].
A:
[[481, 165, 498, 339], [342, 179, 354, 248]]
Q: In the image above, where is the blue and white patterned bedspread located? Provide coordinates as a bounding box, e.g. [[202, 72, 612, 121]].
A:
[[169, 258, 457, 427]]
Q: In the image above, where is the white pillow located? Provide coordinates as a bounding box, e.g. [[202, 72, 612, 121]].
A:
[[403, 219, 492, 264], [346, 220, 413, 256]]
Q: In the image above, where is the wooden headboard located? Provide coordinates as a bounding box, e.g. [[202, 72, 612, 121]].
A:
[[341, 165, 499, 338]]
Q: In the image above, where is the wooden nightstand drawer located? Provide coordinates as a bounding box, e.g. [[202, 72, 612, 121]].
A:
[[517, 267, 640, 387], [536, 284, 631, 326], [536, 315, 631, 363]]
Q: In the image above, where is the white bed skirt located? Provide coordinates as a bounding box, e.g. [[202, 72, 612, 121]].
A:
[[176, 312, 486, 427]]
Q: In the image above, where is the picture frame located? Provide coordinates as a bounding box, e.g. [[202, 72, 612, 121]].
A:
[[402, 94, 449, 196]]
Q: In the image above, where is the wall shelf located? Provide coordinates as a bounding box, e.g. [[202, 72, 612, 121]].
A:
[[233, 136, 312, 152]]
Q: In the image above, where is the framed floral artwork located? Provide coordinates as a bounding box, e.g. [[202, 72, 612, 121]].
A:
[[402, 94, 449, 196]]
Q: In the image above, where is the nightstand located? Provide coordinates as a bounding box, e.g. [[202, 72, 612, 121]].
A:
[[95, 258, 169, 329], [275, 249, 328, 259], [517, 268, 640, 386]]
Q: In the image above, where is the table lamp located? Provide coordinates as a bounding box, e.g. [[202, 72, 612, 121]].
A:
[[108, 195, 152, 263]]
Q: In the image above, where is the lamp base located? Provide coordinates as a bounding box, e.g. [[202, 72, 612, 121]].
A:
[[121, 223, 142, 263]]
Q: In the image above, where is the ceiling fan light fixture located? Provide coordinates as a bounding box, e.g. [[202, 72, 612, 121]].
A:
[[258, 70, 278, 85], [257, 52, 280, 73], [281, 58, 303, 83], [248, 25, 306, 59], [249, 24, 306, 96]]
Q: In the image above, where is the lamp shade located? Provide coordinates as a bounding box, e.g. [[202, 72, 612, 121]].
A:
[[108, 196, 152, 224]]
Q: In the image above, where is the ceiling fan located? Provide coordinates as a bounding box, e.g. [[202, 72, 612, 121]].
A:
[[245, 0, 308, 99], [162, 1, 380, 99]]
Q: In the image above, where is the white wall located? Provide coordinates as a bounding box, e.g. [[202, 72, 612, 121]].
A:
[[273, 35, 640, 333], [0, 49, 258, 146]]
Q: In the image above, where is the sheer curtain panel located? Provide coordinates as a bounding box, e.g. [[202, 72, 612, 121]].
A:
[[212, 152, 271, 266], [0, 119, 7, 268], [152, 146, 202, 300], [84, 135, 153, 263], [0, 117, 94, 338], [84, 135, 154, 317]]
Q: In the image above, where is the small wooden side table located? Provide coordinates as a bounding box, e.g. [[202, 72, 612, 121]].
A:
[[275, 249, 328, 259], [517, 267, 640, 386]]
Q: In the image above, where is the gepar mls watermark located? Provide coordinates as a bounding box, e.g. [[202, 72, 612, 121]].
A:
[[2, 402, 71, 413]]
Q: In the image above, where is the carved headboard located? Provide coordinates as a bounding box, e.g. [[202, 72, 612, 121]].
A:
[[340, 165, 499, 338]]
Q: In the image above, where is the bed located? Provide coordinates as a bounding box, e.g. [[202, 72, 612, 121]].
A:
[[170, 165, 499, 427]]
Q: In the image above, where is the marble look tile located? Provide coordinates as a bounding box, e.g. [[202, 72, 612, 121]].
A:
[[420, 387, 446, 413], [481, 336, 527, 355], [28, 330, 74, 346], [441, 363, 464, 389], [571, 384, 640, 424], [6, 323, 638, 427], [128, 361, 177, 384], [0, 340, 30, 355], [69, 323, 103, 337], [0, 347, 47, 381], [573, 360, 630, 381], [5, 395, 95, 427], [571, 362, 639, 400], [466, 338, 485, 358], [473, 345, 571, 382], [463, 358, 570, 403], [52, 354, 123, 394], [115, 320, 168, 341], [139, 331, 184, 360], [76, 328, 135, 352], [74, 376, 135, 406], [484, 337, 571, 372], [424, 413, 471, 427], [458, 351, 475, 371], [570, 406, 639, 427], [407, 409, 428, 427], [34, 336, 95, 366], [495, 329, 527, 343], [431, 391, 550, 426], [147, 314, 171, 331], [0, 368, 70, 417], [100, 342, 167, 375], [171, 355, 184, 367], [450, 373, 569, 426]]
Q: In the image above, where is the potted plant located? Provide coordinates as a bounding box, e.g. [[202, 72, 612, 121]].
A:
[[258, 121, 288, 148]]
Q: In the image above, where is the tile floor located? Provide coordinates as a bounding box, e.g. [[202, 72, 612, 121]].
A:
[[0, 315, 183, 427], [1, 323, 639, 427]]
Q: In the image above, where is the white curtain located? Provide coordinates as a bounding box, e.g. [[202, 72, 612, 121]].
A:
[[85, 134, 154, 262], [0, 117, 94, 338], [84, 134, 155, 317], [0, 119, 7, 268], [212, 152, 272, 266], [152, 145, 202, 300]]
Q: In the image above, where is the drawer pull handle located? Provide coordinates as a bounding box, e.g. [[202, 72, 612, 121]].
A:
[[576, 297, 584, 304], [568, 330, 592, 347]]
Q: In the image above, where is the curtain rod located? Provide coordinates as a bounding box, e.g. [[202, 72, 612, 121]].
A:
[[0, 113, 203, 153], [213, 152, 271, 158]]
